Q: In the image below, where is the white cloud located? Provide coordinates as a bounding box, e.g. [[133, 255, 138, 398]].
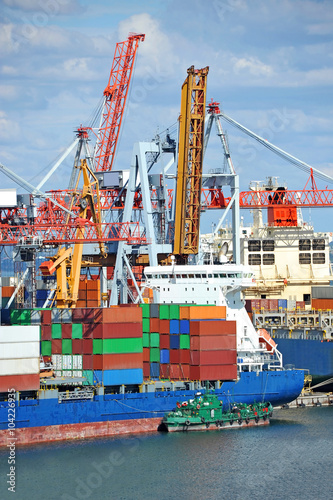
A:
[[0, 111, 20, 141], [0, 86, 17, 99], [232, 56, 274, 77]]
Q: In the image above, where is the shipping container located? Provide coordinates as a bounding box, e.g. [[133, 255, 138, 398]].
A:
[[159, 334, 170, 349], [102, 368, 144, 387], [93, 355, 103, 371], [0, 373, 40, 392], [159, 363, 170, 379], [179, 349, 190, 364], [102, 322, 142, 339], [0, 341, 39, 359], [170, 334, 180, 350], [142, 318, 150, 333], [143, 361, 150, 378], [150, 332, 160, 348], [190, 335, 236, 351], [0, 358, 39, 376], [96, 306, 142, 324], [143, 347, 150, 362], [82, 369, 94, 385], [169, 304, 180, 319], [102, 337, 142, 354], [179, 305, 226, 320], [0, 325, 39, 343], [62, 339, 72, 355], [41, 325, 52, 341], [51, 339, 62, 355], [159, 304, 170, 320], [150, 318, 160, 332], [169, 349, 180, 364], [179, 335, 190, 350], [82, 355, 93, 370], [41, 340, 52, 356], [102, 352, 143, 370], [139, 303, 150, 318], [169, 320, 180, 334], [160, 349, 170, 364], [180, 320, 190, 334], [149, 303, 159, 318], [51, 323, 62, 339], [72, 323, 83, 339], [72, 339, 83, 354], [190, 320, 236, 336], [93, 338, 103, 355], [61, 323, 72, 339], [190, 350, 237, 365], [159, 320, 170, 334], [150, 347, 160, 363], [142, 333, 150, 348], [150, 363, 159, 379], [312, 298, 333, 310], [72, 308, 95, 323], [82, 339, 93, 355]]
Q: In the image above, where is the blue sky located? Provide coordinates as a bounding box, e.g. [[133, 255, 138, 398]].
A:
[[0, 0, 333, 233]]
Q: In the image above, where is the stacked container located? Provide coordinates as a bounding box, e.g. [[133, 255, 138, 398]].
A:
[[0, 325, 40, 391]]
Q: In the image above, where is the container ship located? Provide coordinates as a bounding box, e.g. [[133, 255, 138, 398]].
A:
[[0, 262, 304, 446], [201, 177, 333, 390]]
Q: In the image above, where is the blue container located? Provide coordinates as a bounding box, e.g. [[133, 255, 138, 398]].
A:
[[169, 319, 180, 334], [150, 362, 160, 379], [36, 289, 48, 299], [0, 308, 11, 325], [102, 369, 143, 386], [278, 299, 288, 310], [94, 370, 103, 385], [170, 334, 180, 349], [160, 349, 170, 364], [180, 320, 190, 334]]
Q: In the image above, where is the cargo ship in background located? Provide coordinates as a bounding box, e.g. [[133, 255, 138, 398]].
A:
[[0, 261, 305, 445], [201, 177, 333, 391]]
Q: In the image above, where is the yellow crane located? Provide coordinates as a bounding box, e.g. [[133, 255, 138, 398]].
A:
[[40, 159, 107, 308], [173, 65, 209, 260]]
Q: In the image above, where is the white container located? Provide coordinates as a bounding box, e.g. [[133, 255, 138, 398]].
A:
[[51, 355, 62, 369], [0, 325, 40, 343], [0, 358, 39, 376], [0, 342, 39, 359]]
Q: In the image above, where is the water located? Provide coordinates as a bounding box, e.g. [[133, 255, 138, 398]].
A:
[[1, 406, 332, 500]]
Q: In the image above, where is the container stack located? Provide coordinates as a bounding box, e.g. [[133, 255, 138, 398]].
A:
[[140, 304, 237, 382], [77, 279, 101, 308], [0, 325, 40, 391]]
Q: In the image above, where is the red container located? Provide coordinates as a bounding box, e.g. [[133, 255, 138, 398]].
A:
[[51, 339, 62, 355], [169, 364, 181, 379], [61, 323, 72, 339], [82, 339, 93, 354], [181, 364, 190, 379], [92, 323, 103, 339], [190, 320, 236, 336], [72, 339, 83, 354], [190, 364, 237, 381], [41, 325, 52, 341], [159, 320, 170, 334], [160, 364, 170, 378], [159, 334, 170, 349], [72, 308, 95, 323], [102, 353, 143, 370], [143, 347, 150, 363], [190, 335, 236, 351], [150, 318, 160, 332], [190, 350, 237, 366], [41, 309, 52, 325], [179, 350, 190, 364], [0, 374, 40, 392], [82, 355, 93, 370], [312, 298, 333, 310], [102, 322, 142, 339], [82, 323, 95, 339], [93, 355, 103, 370], [95, 306, 142, 324], [269, 299, 279, 311], [169, 350, 180, 364], [143, 361, 150, 378]]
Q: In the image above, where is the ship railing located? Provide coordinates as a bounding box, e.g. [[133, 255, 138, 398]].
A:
[[58, 389, 94, 402]]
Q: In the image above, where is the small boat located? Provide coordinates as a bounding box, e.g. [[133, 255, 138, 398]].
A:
[[160, 390, 273, 432]]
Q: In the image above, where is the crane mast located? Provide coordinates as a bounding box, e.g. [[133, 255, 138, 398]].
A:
[[93, 33, 145, 172], [173, 65, 209, 259]]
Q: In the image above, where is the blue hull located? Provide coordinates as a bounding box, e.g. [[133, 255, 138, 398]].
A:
[[0, 370, 304, 431]]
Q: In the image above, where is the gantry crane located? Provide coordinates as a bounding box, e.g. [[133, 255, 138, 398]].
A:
[[173, 65, 209, 259]]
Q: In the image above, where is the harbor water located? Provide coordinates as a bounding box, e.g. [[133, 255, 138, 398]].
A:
[[1, 406, 332, 500]]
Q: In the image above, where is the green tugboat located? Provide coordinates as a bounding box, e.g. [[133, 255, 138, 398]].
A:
[[160, 391, 273, 432]]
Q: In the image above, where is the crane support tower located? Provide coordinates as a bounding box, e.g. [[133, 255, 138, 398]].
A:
[[173, 65, 209, 259], [94, 33, 145, 173]]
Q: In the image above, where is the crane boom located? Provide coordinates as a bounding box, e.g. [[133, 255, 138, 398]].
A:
[[173, 65, 209, 257], [93, 33, 145, 172]]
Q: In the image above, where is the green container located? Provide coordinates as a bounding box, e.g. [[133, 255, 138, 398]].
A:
[[169, 304, 179, 320], [142, 318, 150, 333], [159, 304, 170, 320], [41, 340, 52, 356], [10, 309, 31, 325], [93, 339, 103, 355], [51, 323, 62, 339], [143, 333, 150, 348], [150, 347, 160, 362], [103, 337, 143, 354], [62, 339, 72, 355], [139, 303, 150, 318], [72, 323, 83, 339], [82, 370, 94, 386], [150, 332, 160, 348], [179, 334, 190, 350]]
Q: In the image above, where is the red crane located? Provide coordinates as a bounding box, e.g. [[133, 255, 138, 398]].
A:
[[93, 33, 145, 172]]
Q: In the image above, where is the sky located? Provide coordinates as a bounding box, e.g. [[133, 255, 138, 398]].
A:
[[0, 0, 333, 233]]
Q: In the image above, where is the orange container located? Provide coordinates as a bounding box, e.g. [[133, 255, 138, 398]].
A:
[[95, 306, 142, 323], [180, 306, 226, 320], [190, 349, 237, 365], [159, 320, 170, 334], [0, 374, 40, 392], [1, 286, 15, 298], [190, 335, 236, 351], [143, 347, 150, 362], [312, 298, 333, 310], [180, 350, 190, 364], [190, 320, 236, 336], [102, 352, 143, 370], [160, 364, 170, 379], [150, 318, 160, 332], [93, 355, 103, 370], [190, 364, 237, 381]]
